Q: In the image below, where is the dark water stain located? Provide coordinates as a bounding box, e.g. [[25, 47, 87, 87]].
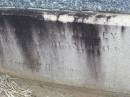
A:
[[95, 15, 116, 22], [41, 21, 65, 44], [35, 20, 66, 50], [37, 20, 66, 77], [0, 16, 10, 43], [0, 37, 4, 64], [121, 26, 126, 37], [95, 15, 106, 21], [42, 21, 65, 57], [0, 11, 103, 80], [106, 16, 111, 21], [71, 22, 102, 80], [96, 15, 106, 18], [121, 26, 125, 32], [73, 13, 92, 22], [0, 16, 5, 65], [5, 15, 41, 71]]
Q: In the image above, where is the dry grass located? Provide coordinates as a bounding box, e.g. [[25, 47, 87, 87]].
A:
[[0, 74, 32, 97]]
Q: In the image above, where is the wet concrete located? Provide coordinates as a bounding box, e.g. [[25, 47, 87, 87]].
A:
[[0, 9, 130, 94]]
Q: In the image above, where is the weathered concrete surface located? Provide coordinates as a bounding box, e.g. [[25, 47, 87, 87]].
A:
[[0, 9, 130, 94]]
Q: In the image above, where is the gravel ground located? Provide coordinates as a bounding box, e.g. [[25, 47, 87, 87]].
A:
[[0, 0, 130, 13]]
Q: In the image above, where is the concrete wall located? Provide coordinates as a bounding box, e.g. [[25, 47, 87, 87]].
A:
[[0, 9, 130, 93]]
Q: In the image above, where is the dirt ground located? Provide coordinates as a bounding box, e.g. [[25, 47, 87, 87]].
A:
[[0, 73, 130, 97]]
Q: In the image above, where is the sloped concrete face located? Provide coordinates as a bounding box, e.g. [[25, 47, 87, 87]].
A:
[[0, 9, 130, 93]]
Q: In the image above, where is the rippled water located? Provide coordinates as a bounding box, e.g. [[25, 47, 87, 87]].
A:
[[0, 0, 130, 13]]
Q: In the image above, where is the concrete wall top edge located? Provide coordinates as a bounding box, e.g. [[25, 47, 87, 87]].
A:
[[0, 8, 129, 27]]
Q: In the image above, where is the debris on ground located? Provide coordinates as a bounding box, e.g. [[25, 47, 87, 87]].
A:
[[0, 74, 32, 97]]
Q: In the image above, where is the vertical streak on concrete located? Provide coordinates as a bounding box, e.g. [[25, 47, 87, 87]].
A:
[[71, 22, 102, 81], [0, 16, 5, 66], [6, 16, 41, 71]]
